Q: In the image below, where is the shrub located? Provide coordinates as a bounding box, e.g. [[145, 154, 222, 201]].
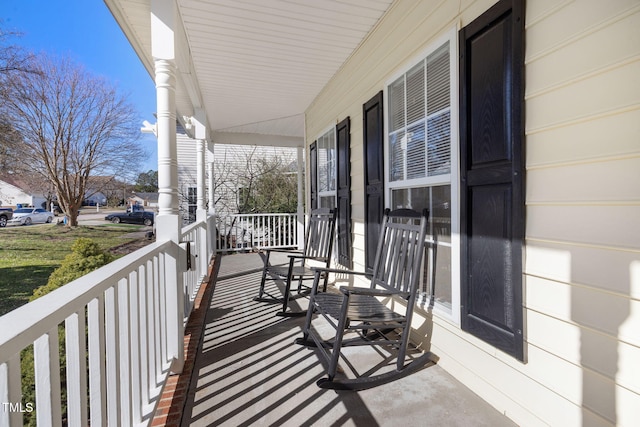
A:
[[30, 238, 113, 300]]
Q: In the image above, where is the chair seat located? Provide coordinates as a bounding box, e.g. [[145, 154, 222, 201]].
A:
[[268, 265, 319, 279], [314, 292, 406, 324]]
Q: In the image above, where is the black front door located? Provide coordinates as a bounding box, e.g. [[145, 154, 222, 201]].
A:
[[459, 0, 525, 360]]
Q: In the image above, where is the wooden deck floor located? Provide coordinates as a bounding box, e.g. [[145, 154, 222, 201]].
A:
[[179, 252, 517, 426]]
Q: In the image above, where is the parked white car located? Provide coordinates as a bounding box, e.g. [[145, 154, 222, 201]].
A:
[[7, 208, 55, 226]]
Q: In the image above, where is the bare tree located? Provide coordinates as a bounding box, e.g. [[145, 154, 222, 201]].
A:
[[0, 54, 146, 225], [0, 25, 33, 173], [214, 146, 298, 214]]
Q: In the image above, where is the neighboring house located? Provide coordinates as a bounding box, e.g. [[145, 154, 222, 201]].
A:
[[0, 175, 48, 208], [130, 192, 159, 209], [0, 174, 125, 208], [84, 175, 117, 206], [176, 126, 200, 223], [176, 125, 298, 222]]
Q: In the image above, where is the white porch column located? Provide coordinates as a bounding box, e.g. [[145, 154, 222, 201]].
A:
[[196, 138, 206, 214], [207, 142, 215, 216], [297, 146, 305, 249], [193, 109, 208, 221], [194, 112, 210, 272], [155, 59, 179, 225], [151, 0, 184, 374], [207, 142, 216, 254]]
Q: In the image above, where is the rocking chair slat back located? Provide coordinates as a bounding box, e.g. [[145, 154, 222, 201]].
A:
[[371, 209, 426, 296], [304, 209, 335, 260], [256, 208, 336, 315]]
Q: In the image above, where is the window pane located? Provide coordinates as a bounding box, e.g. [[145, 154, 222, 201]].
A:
[[389, 78, 405, 132], [390, 185, 451, 309], [388, 40, 451, 184], [406, 62, 425, 126], [427, 42, 450, 115], [319, 195, 335, 209], [389, 130, 405, 182], [188, 187, 197, 204], [427, 110, 451, 176], [406, 123, 425, 179], [318, 129, 336, 193]]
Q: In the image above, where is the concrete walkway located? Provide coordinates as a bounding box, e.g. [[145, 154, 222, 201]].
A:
[[180, 252, 517, 427]]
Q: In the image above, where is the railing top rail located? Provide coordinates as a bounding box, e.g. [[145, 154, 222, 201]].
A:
[[0, 239, 174, 361], [181, 218, 207, 237], [216, 212, 296, 219]]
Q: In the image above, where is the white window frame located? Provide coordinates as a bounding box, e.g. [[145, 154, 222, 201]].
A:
[[316, 125, 337, 208], [383, 27, 460, 323]]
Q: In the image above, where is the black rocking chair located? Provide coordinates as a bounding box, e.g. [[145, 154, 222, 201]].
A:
[[296, 208, 437, 390], [255, 208, 336, 316]]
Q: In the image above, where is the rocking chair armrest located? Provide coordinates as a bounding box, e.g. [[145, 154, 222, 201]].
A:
[[252, 246, 300, 255], [266, 247, 303, 254], [287, 254, 328, 262], [310, 267, 369, 277], [339, 286, 410, 298]]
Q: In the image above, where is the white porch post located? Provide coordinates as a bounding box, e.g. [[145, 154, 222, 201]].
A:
[[194, 109, 207, 219], [297, 146, 305, 249], [196, 138, 206, 213], [207, 142, 216, 253], [194, 110, 209, 273], [151, 0, 184, 374], [207, 142, 215, 216]]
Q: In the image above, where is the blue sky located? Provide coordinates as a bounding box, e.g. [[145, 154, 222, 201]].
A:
[[2, 0, 158, 172]]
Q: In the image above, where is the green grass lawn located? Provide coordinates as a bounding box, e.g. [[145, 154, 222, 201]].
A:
[[0, 224, 147, 316]]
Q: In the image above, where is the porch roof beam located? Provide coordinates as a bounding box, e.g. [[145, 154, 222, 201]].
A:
[[211, 131, 303, 148]]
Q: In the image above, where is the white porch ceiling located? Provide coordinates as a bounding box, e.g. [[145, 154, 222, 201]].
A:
[[105, 0, 395, 146]]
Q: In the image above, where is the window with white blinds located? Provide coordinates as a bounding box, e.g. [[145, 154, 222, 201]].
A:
[[385, 33, 457, 316], [317, 127, 336, 208], [388, 41, 451, 184]]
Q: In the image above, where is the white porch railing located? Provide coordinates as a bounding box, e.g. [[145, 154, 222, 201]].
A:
[[214, 213, 299, 252], [180, 219, 210, 317], [0, 217, 212, 427], [0, 213, 300, 426]]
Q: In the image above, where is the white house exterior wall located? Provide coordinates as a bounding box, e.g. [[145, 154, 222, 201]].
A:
[[0, 180, 46, 208], [305, 1, 640, 426], [176, 130, 199, 219], [177, 133, 298, 216]]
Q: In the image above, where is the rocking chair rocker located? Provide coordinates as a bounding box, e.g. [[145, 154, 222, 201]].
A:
[[295, 208, 437, 390], [255, 208, 336, 316]]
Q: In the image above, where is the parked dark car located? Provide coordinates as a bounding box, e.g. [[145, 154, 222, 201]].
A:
[[105, 211, 154, 226], [0, 208, 13, 227]]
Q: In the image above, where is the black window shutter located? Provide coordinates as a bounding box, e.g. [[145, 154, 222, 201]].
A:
[[336, 117, 351, 268], [363, 91, 385, 274], [309, 141, 318, 210], [459, 0, 525, 361]]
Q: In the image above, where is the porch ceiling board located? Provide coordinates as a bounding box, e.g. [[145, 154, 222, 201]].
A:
[[105, 0, 394, 143]]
